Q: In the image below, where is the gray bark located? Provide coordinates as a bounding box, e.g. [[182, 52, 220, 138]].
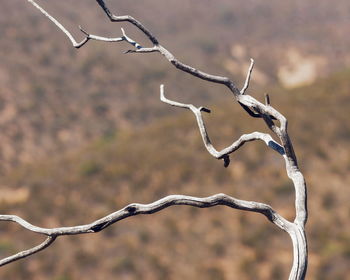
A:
[[1, 1, 308, 279]]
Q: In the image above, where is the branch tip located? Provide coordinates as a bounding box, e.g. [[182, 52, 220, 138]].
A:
[[78, 25, 89, 36], [241, 58, 255, 94]]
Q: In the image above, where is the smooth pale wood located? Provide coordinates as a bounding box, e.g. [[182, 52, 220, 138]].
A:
[[4, 1, 308, 279]]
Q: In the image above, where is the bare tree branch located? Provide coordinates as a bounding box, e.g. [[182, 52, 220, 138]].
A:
[[0, 193, 291, 266], [7, 1, 309, 279], [25, 0, 90, 48], [0, 236, 57, 267], [95, 0, 159, 45], [241, 58, 255, 94], [160, 84, 285, 168], [86, 2, 309, 275]]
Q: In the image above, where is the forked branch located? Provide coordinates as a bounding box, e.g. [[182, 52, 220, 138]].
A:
[[160, 84, 285, 168], [9, 1, 309, 279], [0, 193, 291, 266]]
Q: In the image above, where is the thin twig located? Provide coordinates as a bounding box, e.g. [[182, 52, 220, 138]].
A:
[[0, 236, 56, 267], [26, 0, 89, 48], [241, 58, 255, 94]]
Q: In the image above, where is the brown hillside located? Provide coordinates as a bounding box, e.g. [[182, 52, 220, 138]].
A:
[[0, 69, 349, 279], [0, 0, 349, 170]]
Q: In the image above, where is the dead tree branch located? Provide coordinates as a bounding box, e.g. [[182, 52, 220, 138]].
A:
[[0, 236, 56, 267], [160, 84, 285, 168], [6, 1, 309, 279], [241, 58, 255, 95], [0, 193, 292, 266]]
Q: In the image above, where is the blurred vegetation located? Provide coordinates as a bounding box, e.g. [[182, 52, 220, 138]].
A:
[[0, 0, 350, 171], [0, 1, 349, 279], [0, 69, 349, 279]]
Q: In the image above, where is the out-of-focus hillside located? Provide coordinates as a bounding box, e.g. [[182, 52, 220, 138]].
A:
[[0, 0, 349, 170], [0, 69, 349, 279]]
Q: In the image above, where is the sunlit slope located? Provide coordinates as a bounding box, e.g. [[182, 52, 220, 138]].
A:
[[0, 0, 349, 170], [0, 70, 349, 279]]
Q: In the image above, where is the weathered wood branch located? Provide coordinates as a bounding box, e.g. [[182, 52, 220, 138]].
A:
[[11, 1, 309, 279], [241, 58, 255, 95], [0, 193, 291, 266], [160, 84, 285, 168], [0, 236, 56, 267], [95, 0, 159, 45], [25, 0, 90, 48]]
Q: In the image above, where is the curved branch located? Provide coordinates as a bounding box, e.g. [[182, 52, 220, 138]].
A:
[[90, 0, 308, 272], [0, 194, 289, 236], [70, 26, 233, 86], [22, 1, 308, 278], [160, 85, 285, 167], [95, 0, 159, 45], [0, 193, 291, 266], [26, 0, 89, 48], [0, 236, 56, 267], [26, 0, 290, 128]]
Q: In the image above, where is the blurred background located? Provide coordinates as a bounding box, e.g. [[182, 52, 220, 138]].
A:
[[0, 0, 349, 279]]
